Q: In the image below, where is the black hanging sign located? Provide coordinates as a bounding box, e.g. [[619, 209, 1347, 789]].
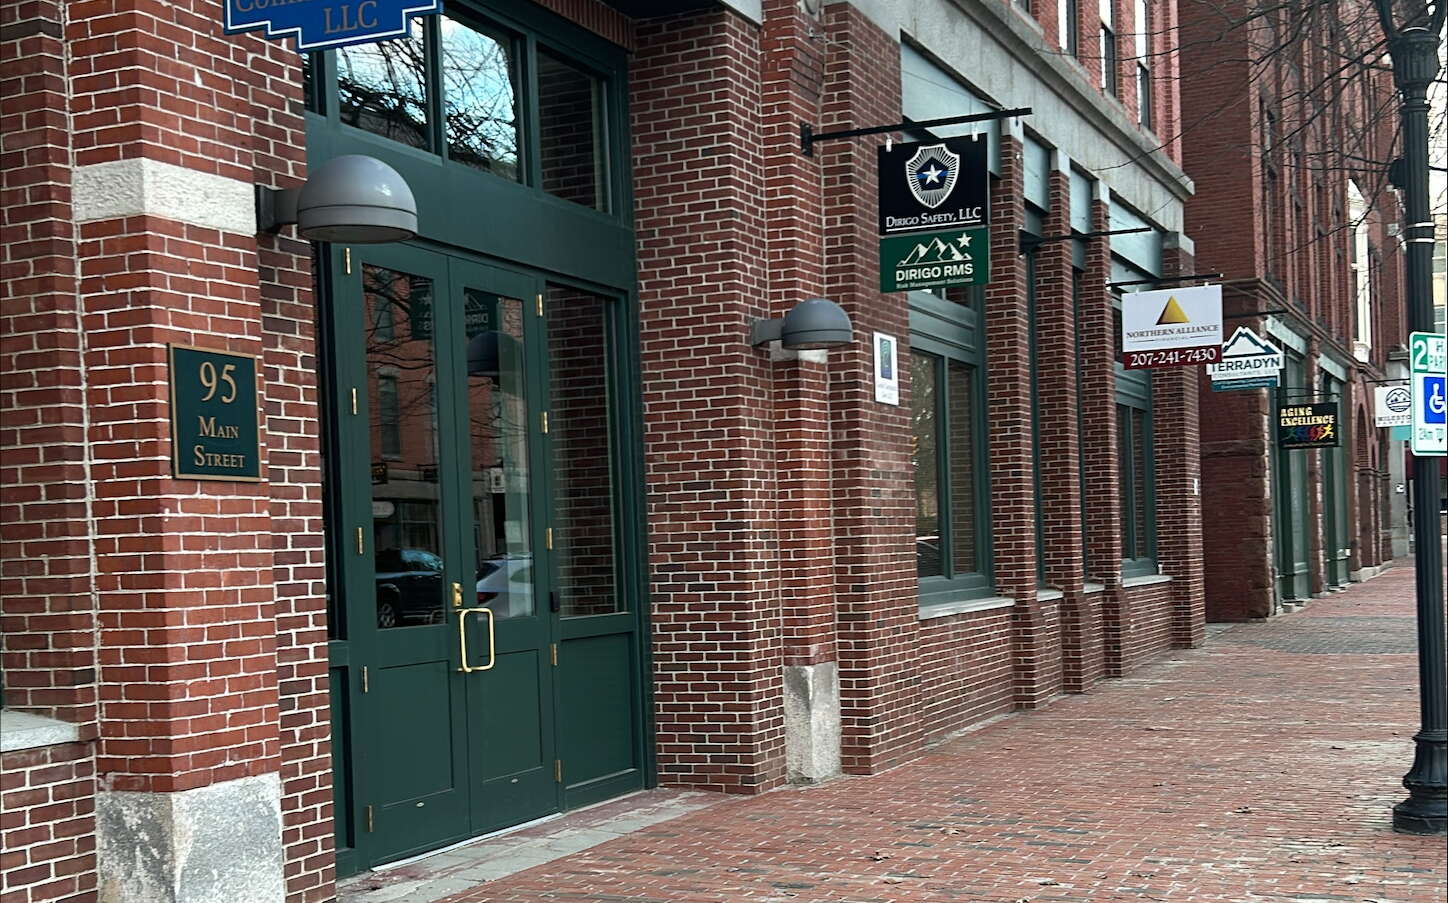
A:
[[877, 136, 989, 236], [1277, 401, 1340, 450]]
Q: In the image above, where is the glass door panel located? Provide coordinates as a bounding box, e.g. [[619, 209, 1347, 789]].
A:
[[343, 246, 473, 867], [366, 264, 446, 630], [450, 260, 558, 835], [465, 290, 533, 620]]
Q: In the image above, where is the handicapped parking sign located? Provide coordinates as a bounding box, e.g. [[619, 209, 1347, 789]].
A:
[[1409, 331, 1446, 456], [1426, 376, 1447, 423]]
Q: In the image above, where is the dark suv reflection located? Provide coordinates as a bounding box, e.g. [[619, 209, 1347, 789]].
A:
[[375, 547, 445, 628]]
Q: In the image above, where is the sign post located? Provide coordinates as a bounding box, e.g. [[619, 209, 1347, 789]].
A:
[[1409, 331, 1446, 456], [877, 137, 990, 293], [1120, 285, 1223, 369]]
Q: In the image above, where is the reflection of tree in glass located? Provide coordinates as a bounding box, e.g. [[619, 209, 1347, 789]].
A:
[[338, 28, 428, 149], [441, 17, 519, 178]]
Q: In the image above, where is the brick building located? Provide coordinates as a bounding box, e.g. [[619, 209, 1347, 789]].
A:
[[1178, 0, 1412, 621], [2, 0, 1203, 900]]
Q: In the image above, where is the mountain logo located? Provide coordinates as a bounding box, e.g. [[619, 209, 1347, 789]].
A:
[[1383, 385, 1411, 413], [1156, 297, 1190, 325], [906, 144, 960, 209], [897, 233, 973, 265]]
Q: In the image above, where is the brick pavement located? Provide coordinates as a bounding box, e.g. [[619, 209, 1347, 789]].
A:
[[432, 562, 1445, 902]]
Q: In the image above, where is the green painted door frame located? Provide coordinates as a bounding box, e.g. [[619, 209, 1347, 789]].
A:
[[307, 2, 653, 876]]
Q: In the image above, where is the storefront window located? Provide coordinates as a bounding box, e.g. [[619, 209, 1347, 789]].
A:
[[911, 285, 992, 604], [537, 51, 608, 212], [313, 7, 620, 218], [337, 21, 429, 149], [547, 285, 621, 617], [441, 15, 521, 180]]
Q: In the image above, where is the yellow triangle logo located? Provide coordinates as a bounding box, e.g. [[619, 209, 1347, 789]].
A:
[[1157, 297, 1190, 325]]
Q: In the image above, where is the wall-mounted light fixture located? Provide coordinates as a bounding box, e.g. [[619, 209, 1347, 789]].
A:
[[256, 154, 418, 243], [749, 298, 854, 350]]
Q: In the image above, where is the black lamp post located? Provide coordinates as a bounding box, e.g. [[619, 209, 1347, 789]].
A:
[[1386, 24, 1446, 836]]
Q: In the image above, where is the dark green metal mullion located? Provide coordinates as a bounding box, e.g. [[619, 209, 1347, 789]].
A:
[[933, 354, 954, 580], [1143, 391, 1158, 566], [521, 36, 543, 190], [973, 351, 993, 586], [425, 17, 446, 157]]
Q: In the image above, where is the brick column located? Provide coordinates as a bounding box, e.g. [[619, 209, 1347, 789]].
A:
[[1303, 343, 1326, 595], [58, 1, 306, 898], [1155, 234, 1205, 648], [632, 9, 786, 794], [1079, 185, 1127, 675], [758, 0, 841, 784], [1198, 308, 1276, 621], [1037, 155, 1096, 692], [1, 3, 101, 901], [820, 4, 923, 774]]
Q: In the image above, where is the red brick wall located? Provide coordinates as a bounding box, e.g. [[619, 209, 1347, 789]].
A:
[[3, 1, 328, 900], [0, 743, 97, 903], [918, 610, 1015, 743], [819, 3, 925, 774], [1116, 583, 1176, 674], [630, 8, 786, 793], [2, 4, 101, 901]]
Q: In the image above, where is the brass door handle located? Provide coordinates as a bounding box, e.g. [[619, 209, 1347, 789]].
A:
[[457, 607, 496, 673]]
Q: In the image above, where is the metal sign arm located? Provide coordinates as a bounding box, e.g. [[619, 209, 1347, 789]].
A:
[[801, 107, 1032, 156]]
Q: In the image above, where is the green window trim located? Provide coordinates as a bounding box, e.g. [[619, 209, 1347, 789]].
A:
[[910, 287, 994, 608], [1112, 284, 1158, 579]]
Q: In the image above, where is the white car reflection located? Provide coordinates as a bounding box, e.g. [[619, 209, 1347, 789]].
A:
[[475, 556, 534, 619]]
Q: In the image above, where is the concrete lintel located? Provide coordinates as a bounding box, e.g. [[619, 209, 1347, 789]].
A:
[[74, 158, 257, 235], [1121, 573, 1174, 588], [97, 772, 284, 903], [0, 710, 81, 752], [783, 662, 842, 784], [918, 595, 1016, 619]]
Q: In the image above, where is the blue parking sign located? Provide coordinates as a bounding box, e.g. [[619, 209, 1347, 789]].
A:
[[1424, 375, 1446, 425]]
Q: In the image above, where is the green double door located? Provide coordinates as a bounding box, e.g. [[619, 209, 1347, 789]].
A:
[[326, 242, 646, 871]]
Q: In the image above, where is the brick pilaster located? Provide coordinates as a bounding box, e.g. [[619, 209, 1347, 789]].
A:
[[631, 9, 786, 794], [820, 3, 923, 774]]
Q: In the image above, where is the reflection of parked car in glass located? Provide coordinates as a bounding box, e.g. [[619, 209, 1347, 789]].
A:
[[475, 556, 534, 619], [375, 548, 445, 628]]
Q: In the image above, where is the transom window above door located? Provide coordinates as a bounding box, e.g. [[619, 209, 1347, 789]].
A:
[[306, 2, 618, 215]]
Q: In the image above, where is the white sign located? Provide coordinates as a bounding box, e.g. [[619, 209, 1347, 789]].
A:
[[1410, 331, 1446, 456], [1120, 284, 1223, 369], [874, 332, 899, 405], [1374, 384, 1412, 428], [1206, 326, 1282, 389]]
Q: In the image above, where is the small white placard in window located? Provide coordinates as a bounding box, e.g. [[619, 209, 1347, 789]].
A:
[[874, 332, 899, 405]]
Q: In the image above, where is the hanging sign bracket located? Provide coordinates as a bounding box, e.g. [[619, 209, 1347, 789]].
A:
[[801, 107, 1032, 156]]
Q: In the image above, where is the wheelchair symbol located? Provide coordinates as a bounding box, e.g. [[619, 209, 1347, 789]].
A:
[[1425, 376, 1446, 425]]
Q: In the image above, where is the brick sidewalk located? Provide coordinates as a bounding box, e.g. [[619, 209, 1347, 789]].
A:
[[436, 563, 1446, 903]]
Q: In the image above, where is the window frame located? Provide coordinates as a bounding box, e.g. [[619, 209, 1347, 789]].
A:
[[303, 0, 629, 222], [910, 286, 994, 607], [1111, 286, 1158, 578]]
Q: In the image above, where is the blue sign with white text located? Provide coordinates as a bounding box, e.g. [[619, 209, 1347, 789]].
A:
[[224, 0, 441, 53], [1424, 375, 1446, 425]]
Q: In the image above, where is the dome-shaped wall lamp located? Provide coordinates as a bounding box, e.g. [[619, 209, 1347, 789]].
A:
[[466, 330, 523, 379], [256, 155, 418, 243], [749, 298, 854, 350]]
